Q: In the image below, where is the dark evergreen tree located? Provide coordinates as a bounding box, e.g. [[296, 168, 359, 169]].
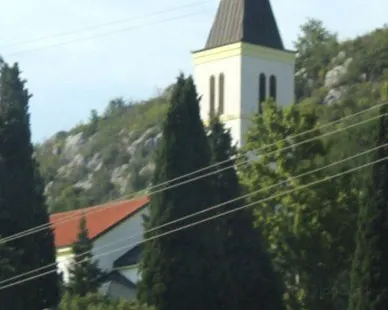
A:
[[33, 161, 61, 308], [68, 214, 105, 297], [0, 62, 59, 309], [208, 117, 285, 310], [0, 241, 23, 310], [348, 84, 388, 310], [137, 74, 218, 310]]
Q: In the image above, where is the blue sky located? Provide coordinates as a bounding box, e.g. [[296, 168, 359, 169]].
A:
[[0, 0, 387, 143]]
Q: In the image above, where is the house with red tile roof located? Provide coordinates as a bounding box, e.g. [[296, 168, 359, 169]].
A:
[[50, 196, 149, 299]]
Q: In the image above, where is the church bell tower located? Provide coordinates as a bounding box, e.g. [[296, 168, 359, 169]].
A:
[[192, 0, 295, 147]]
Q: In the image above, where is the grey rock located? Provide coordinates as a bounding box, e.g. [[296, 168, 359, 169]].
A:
[[111, 164, 130, 194], [63, 133, 84, 160], [68, 154, 85, 168], [74, 173, 93, 190], [324, 57, 352, 89], [323, 86, 348, 105], [87, 153, 102, 171], [139, 162, 156, 177]]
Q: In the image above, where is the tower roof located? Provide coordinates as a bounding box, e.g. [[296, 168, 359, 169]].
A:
[[205, 0, 284, 51]]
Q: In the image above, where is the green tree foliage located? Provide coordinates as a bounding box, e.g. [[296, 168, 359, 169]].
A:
[[84, 109, 100, 137], [294, 18, 339, 100], [33, 161, 62, 308], [87, 169, 119, 205], [344, 25, 388, 82], [208, 117, 285, 310], [348, 84, 388, 310], [104, 98, 126, 117], [239, 100, 356, 310], [68, 214, 105, 297], [59, 292, 153, 310], [0, 241, 22, 309], [294, 18, 338, 70], [0, 62, 59, 309], [137, 74, 218, 310], [52, 186, 91, 212]]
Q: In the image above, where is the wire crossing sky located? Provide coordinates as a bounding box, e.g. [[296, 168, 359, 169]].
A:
[[0, 0, 387, 142]]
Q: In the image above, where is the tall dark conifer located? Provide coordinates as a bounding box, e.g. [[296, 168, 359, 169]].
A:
[[348, 84, 388, 310], [208, 117, 285, 310], [0, 62, 59, 309], [0, 241, 22, 310], [33, 161, 61, 308], [137, 74, 218, 310]]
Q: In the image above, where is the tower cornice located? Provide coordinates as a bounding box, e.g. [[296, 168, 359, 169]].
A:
[[192, 42, 296, 66]]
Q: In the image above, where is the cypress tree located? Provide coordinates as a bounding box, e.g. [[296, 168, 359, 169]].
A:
[[137, 74, 218, 310], [0, 62, 59, 309], [348, 85, 388, 310], [68, 214, 105, 297], [33, 161, 61, 308], [0, 241, 23, 310], [208, 117, 285, 310]]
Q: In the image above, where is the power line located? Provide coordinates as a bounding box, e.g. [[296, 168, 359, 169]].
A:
[[1, 140, 384, 287], [5, 7, 213, 57], [0, 103, 385, 244], [0, 152, 385, 291], [1, 106, 383, 243], [0, 0, 212, 50]]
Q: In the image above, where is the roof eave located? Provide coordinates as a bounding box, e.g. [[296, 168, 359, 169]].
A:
[[91, 201, 149, 241], [192, 42, 296, 55], [53, 198, 149, 249]]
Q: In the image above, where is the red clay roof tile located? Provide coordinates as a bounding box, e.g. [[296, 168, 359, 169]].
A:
[[50, 196, 149, 248]]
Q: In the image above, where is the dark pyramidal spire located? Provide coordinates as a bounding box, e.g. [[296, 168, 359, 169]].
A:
[[205, 0, 284, 50]]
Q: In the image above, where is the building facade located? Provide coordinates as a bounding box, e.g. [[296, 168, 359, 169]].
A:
[[192, 0, 295, 147]]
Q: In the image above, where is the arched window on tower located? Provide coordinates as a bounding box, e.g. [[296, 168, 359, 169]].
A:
[[218, 73, 225, 115], [259, 73, 266, 114], [209, 75, 215, 118], [269, 75, 277, 101]]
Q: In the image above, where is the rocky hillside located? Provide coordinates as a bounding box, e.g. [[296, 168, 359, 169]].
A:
[[36, 20, 388, 214], [35, 87, 173, 213], [295, 21, 388, 105]]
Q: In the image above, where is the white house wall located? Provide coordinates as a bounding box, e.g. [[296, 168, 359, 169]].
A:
[[56, 251, 74, 283], [92, 207, 149, 272], [119, 268, 140, 284]]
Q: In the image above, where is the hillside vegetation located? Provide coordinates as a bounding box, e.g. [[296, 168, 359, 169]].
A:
[[35, 19, 388, 214], [35, 91, 171, 213]]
